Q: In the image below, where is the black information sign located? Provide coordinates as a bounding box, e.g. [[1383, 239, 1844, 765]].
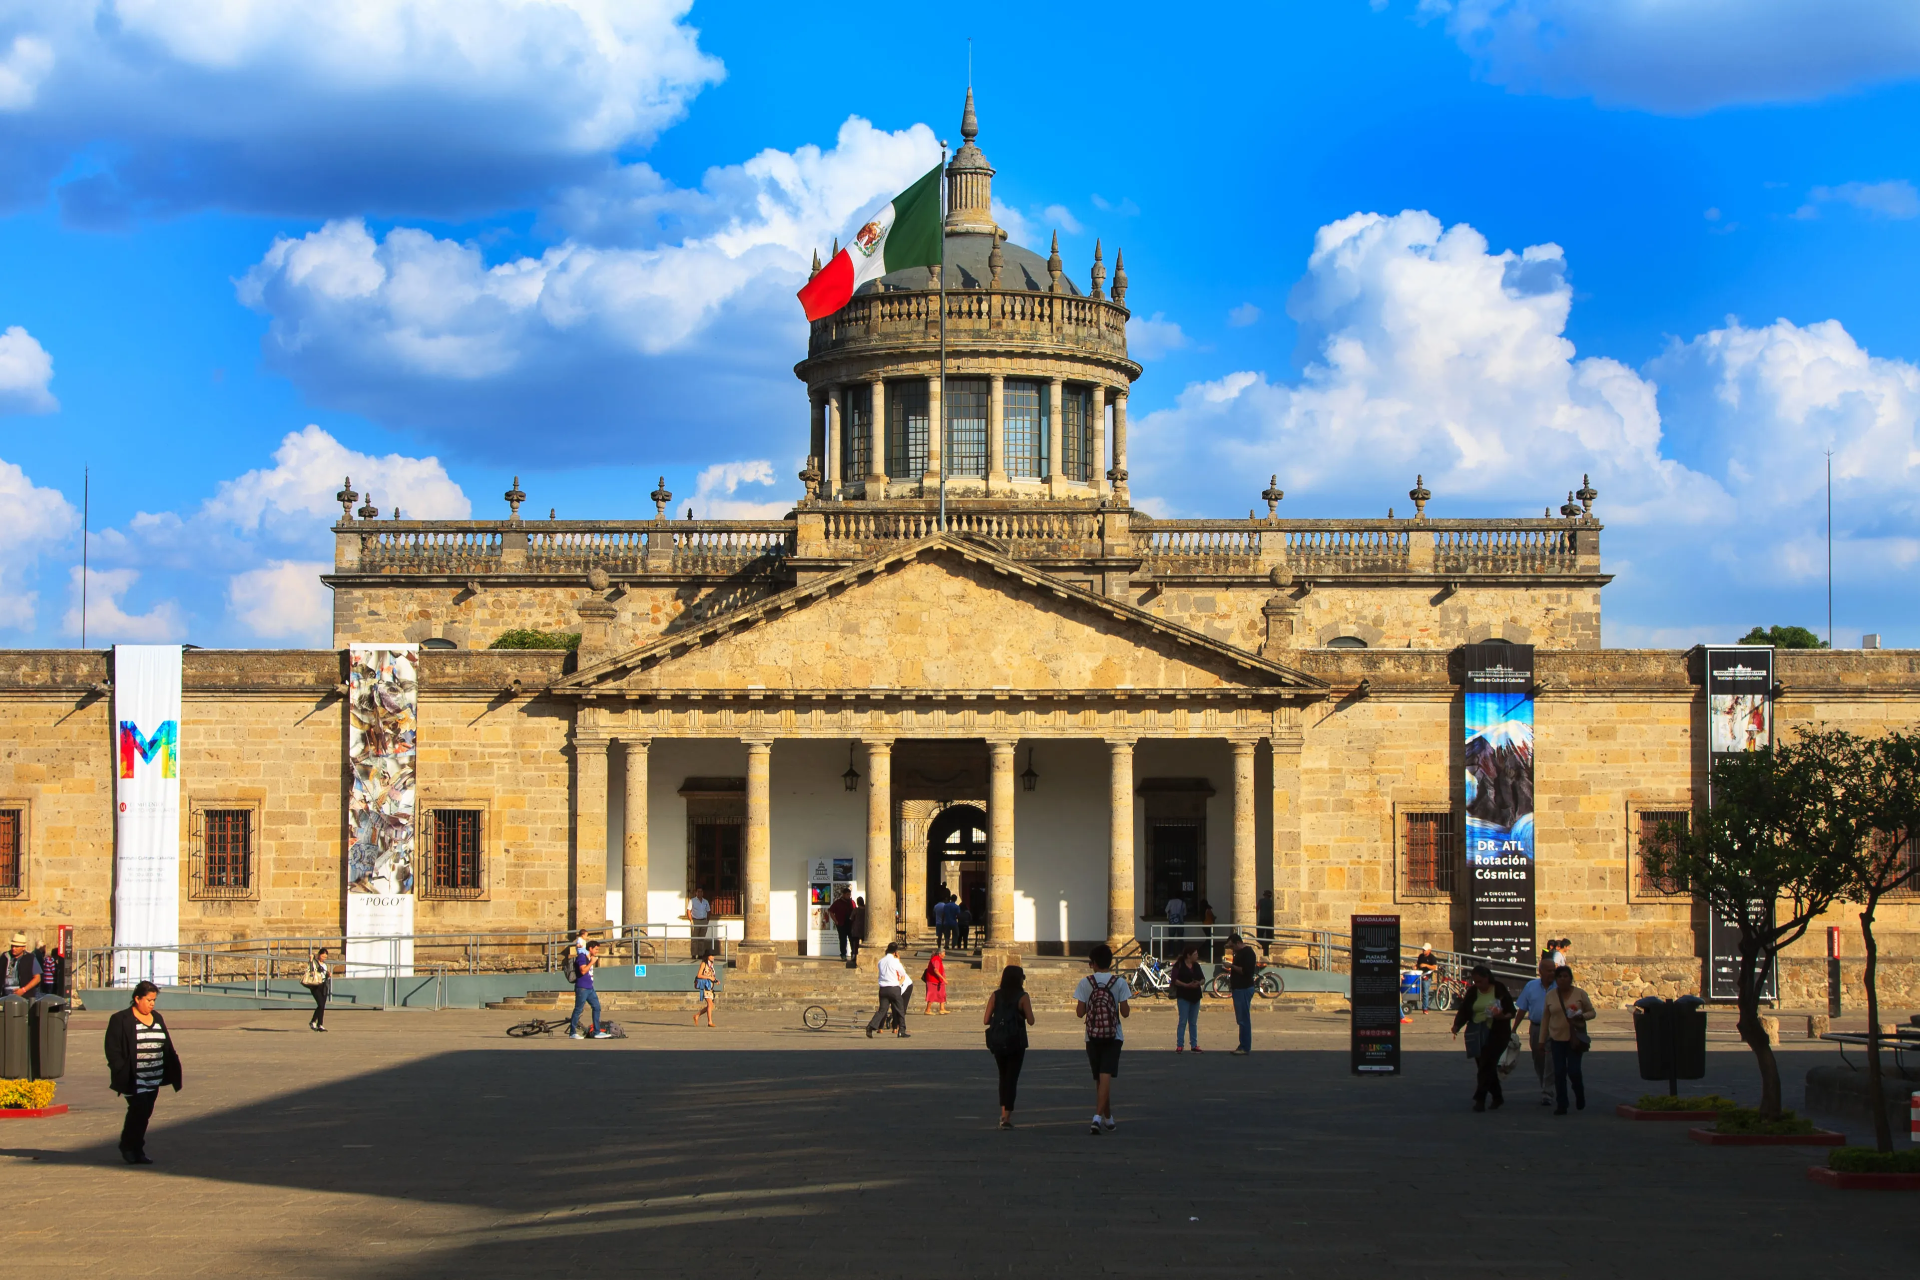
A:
[[1702, 646, 1778, 1001], [1463, 643, 1536, 967], [1351, 913, 1402, 1075]]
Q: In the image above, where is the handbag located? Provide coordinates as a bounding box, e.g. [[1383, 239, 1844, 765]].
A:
[[1463, 1022, 1485, 1060], [1497, 1034, 1522, 1076], [301, 964, 326, 988], [1556, 991, 1592, 1050]]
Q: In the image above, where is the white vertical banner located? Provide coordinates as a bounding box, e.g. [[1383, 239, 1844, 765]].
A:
[[112, 645, 183, 987], [346, 645, 417, 978]]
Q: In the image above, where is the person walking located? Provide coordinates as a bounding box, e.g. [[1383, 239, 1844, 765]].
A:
[[922, 948, 948, 1015], [303, 946, 332, 1032], [829, 888, 856, 961], [955, 902, 973, 953], [1256, 890, 1275, 958], [866, 942, 911, 1038], [1450, 964, 1516, 1112], [1226, 931, 1258, 1055], [1414, 944, 1443, 1010], [1171, 943, 1205, 1052], [933, 894, 952, 951], [685, 887, 711, 958], [1074, 943, 1131, 1135], [1544, 965, 1596, 1114], [3, 932, 41, 998], [695, 952, 717, 1027], [849, 897, 866, 968], [983, 964, 1034, 1129], [1512, 954, 1558, 1106], [104, 981, 181, 1165], [568, 940, 612, 1039]]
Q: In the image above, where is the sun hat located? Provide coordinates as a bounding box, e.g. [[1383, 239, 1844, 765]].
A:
[[8, 932, 25, 946]]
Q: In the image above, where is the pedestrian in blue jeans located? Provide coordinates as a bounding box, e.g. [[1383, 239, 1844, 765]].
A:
[[569, 940, 612, 1039], [1226, 932, 1257, 1055], [1170, 945, 1205, 1052]]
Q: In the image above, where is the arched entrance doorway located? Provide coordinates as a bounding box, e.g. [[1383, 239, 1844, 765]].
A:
[[926, 803, 988, 937]]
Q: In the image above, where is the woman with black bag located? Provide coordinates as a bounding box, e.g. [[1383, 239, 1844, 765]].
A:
[[1450, 964, 1516, 1112], [983, 965, 1035, 1130], [303, 946, 331, 1031]]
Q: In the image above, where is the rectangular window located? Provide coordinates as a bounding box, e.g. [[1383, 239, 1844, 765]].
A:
[[1636, 809, 1691, 897], [1004, 379, 1044, 479], [843, 385, 871, 483], [201, 809, 253, 898], [427, 809, 485, 898], [888, 381, 928, 478], [1403, 811, 1454, 897], [0, 809, 21, 898], [1060, 385, 1093, 481], [689, 821, 743, 916], [1875, 830, 1920, 899], [945, 377, 988, 478]]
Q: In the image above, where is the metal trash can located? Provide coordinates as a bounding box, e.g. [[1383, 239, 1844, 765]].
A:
[[28, 996, 67, 1080], [1632, 997, 1671, 1081], [0, 993, 29, 1078], [1670, 995, 1708, 1080], [1633, 994, 1708, 1095]]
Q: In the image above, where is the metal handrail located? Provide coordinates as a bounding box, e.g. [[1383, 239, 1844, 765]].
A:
[[1143, 923, 1535, 985]]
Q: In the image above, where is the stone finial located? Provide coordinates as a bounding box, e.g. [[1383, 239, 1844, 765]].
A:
[[1047, 231, 1064, 293], [356, 492, 378, 520], [1113, 248, 1128, 305], [1577, 473, 1597, 517], [549, 507, 556, 519], [504, 475, 525, 519], [1409, 474, 1431, 520], [1560, 490, 1581, 518], [336, 476, 358, 521], [809, 249, 821, 279], [799, 455, 823, 500], [587, 566, 610, 593], [1090, 239, 1106, 300], [1268, 565, 1294, 589], [651, 477, 672, 519], [961, 86, 979, 145], [1262, 474, 1285, 519], [831, 236, 839, 258], [988, 230, 1005, 289]]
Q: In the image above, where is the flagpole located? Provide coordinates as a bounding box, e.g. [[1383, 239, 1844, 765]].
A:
[[81, 465, 89, 649], [938, 141, 949, 533]]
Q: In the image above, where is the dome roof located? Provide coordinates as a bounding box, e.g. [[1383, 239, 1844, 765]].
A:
[[855, 232, 1082, 297]]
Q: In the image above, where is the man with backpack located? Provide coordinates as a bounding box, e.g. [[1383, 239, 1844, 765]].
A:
[[1073, 943, 1131, 1135]]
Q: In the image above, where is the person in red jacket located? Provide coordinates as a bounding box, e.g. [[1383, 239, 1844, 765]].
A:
[[922, 949, 948, 1015]]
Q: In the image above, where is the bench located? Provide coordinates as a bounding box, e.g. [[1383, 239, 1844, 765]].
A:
[[1819, 1029, 1920, 1072]]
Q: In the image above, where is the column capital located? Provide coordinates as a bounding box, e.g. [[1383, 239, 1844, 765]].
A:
[[617, 734, 652, 748], [858, 735, 897, 749], [573, 734, 612, 754], [1103, 735, 1140, 750], [983, 735, 1020, 751], [739, 736, 776, 751], [1228, 735, 1261, 755]]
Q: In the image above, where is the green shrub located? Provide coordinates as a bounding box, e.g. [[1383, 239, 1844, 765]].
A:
[[1827, 1147, 1920, 1174], [0, 1078, 56, 1109], [488, 630, 580, 651], [1712, 1107, 1815, 1135], [1635, 1093, 1740, 1112]]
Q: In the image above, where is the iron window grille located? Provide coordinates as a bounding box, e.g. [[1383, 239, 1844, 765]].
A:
[[945, 378, 988, 478], [1403, 811, 1455, 897], [0, 809, 22, 898], [1004, 379, 1046, 479], [844, 385, 872, 482], [888, 382, 929, 479], [1874, 830, 1920, 900], [193, 809, 254, 900], [425, 809, 485, 899], [1636, 809, 1692, 897], [1060, 385, 1093, 481]]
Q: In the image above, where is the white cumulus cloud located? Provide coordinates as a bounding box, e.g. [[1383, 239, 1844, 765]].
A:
[[0, 453, 76, 629], [62, 567, 183, 643], [1423, 0, 1920, 113], [227, 560, 333, 644], [0, 324, 56, 413], [1127, 312, 1191, 360], [203, 424, 470, 531], [688, 459, 792, 519]]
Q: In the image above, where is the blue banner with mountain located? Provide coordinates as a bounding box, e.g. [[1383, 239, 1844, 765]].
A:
[[1463, 643, 1535, 967]]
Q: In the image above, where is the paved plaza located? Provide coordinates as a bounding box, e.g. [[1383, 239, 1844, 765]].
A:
[[4, 1003, 1915, 1277]]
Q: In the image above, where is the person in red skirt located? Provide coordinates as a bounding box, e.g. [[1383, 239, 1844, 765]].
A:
[[922, 948, 949, 1015]]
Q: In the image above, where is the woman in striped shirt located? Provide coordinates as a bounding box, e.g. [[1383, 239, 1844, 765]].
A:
[[104, 981, 183, 1165]]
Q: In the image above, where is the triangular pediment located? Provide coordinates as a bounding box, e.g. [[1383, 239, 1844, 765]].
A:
[[558, 536, 1324, 695]]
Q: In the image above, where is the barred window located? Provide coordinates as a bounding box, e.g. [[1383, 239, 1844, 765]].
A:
[[199, 809, 253, 899], [1060, 385, 1093, 481], [1873, 830, 1920, 900], [1004, 379, 1046, 479], [888, 381, 928, 478], [1403, 812, 1454, 897], [945, 377, 988, 478], [1637, 809, 1691, 897], [843, 385, 872, 482], [427, 809, 485, 899], [690, 821, 743, 916], [0, 809, 21, 898]]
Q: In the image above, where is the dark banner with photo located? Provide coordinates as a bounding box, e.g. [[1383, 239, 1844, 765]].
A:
[[1703, 646, 1778, 1001], [1464, 643, 1535, 967]]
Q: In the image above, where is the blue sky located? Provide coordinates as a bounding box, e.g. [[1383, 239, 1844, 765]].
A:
[[1, 0, 1918, 648]]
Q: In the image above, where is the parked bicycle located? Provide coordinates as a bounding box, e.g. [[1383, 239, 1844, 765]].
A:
[[1206, 967, 1285, 999], [1127, 955, 1174, 998], [506, 1016, 625, 1038]]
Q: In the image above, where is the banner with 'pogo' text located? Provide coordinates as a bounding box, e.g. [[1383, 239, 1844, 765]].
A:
[[346, 645, 417, 977], [1464, 643, 1535, 968], [113, 645, 183, 986]]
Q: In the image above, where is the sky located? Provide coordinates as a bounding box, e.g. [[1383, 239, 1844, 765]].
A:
[[1, 0, 1918, 649]]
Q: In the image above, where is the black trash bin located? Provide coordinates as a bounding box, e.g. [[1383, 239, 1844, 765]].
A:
[[1670, 995, 1708, 1081], [1633, 994, 1709, 1096], [0, 993, 29, 1078], [28, 996, 66, 1080], [1632, 996, 1670, 1081]]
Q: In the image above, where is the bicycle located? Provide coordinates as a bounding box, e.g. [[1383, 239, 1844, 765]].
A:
[[506, 1016, 623, 1038], [1205, 968, 1285, 999], [1127, 956, 1173, 999], [803, 1004, 876, 1032]]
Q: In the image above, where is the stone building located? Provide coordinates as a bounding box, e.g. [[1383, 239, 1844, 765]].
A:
[[2, 94, 1915, 1002]]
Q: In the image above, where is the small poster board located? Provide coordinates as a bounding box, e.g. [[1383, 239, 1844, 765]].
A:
[[1350, 913, 1402, 1076], [805, 857, 857, 958]]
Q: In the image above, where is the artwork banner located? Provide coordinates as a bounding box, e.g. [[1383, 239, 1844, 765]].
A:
[[112, 645, 183, 987], [1463, 643, 1535, 968], [347, 644, 417, 977], [1703, 646, 1778, 1001]]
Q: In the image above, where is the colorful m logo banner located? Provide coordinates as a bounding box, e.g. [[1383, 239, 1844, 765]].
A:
[[119, 720, 178, 779]]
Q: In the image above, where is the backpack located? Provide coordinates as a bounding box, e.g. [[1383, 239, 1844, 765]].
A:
[[1084, 974, 1120, 1039], [985, 990, 1025, 1053]]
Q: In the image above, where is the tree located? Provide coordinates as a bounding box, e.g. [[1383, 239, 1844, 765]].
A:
[[1849, 731, 1920, 1152], [1649, 738, 1863, 1118], [1737, 625, 1827, 649]]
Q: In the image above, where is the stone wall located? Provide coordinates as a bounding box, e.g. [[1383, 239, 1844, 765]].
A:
[[331, 581, 773, 651], [1141, 581, 1603, 652]]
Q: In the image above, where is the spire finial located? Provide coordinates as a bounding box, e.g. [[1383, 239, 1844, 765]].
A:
[[356, 491, 378, 521], [1262, 475, 1285, 519], [1409, 474, 1431, 520], [1112, 248, 1128, 305], [1576, 473, 1597, 517], [960, 86, 978, 145], [809, 248, 821, 279], [651, 476, 673, 520], [504, 475, 525, 519], [1090, 238, 1106, 300], [336, 476, 358, 521], [1048, 230, 1063, 294]]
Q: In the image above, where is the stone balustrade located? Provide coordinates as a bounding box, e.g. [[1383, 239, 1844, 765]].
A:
[[807, 287, 1132, 361], [1132, 517, 1596, 577]]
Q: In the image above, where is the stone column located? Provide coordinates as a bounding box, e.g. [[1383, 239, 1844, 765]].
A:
[[863, 739, 894, 950], [900, 802, 930, 943], [1047, 377, 1065, 496], [1111, 390, 1130, 503], [987, 372, 1008, 493], [825, 386, 842, 498], [572, 735, 609, 932], [809, 389, 825, 464], [867, 376, 888, 490], [1107, 738, 1137, 950], [987, 738, 1018, 947], [740, 738, 775, 970], [924, 373, 943, 487], [621, 737, 649, 940], [1231, 738, 1258, 931], [1091, 384, 1109, 498], [1270, 717, 1304, 927]]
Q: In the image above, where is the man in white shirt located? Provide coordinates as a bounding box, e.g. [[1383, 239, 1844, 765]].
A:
[[1165, 896, 1187, 928], [1073, 943, 1132, 1134], [1512, 954, 1558, 1106], [866, 942, 912, 1038], [685, 887, 711, 959]]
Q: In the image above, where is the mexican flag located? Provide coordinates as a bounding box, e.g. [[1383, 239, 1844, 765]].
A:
[[797, 163, 943, 321]]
